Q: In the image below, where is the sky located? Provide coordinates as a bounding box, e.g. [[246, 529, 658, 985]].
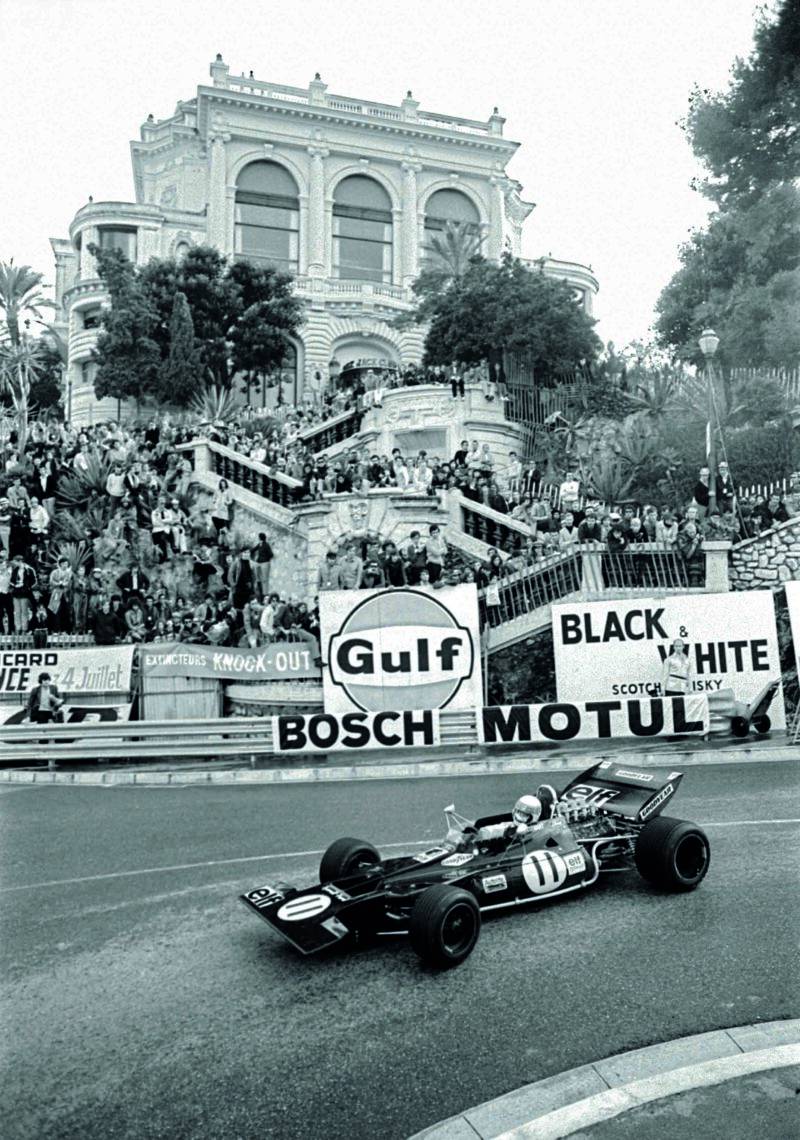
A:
[[0, 0, 763, 349]]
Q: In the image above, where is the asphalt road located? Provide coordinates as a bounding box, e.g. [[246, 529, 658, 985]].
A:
[[2, 761, 799, 1140]]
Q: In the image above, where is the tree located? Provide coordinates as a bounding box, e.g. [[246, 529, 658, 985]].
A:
[[159, 292, 201, 405], [411, 252, 600, 375], [90, 245, 304, 406], [0, 260, 55, 345], [656, 0, 800, 368], [685, 0, 800, 206]]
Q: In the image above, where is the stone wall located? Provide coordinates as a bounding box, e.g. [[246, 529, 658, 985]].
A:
[[730, 516, 800, 590]]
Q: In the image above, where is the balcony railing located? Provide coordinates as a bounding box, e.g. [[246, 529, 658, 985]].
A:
[[298, 409, 364, 454], [207, 444, 303, 509]]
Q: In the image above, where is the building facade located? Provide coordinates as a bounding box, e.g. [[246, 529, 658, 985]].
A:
[[51, 57, 598, 424]]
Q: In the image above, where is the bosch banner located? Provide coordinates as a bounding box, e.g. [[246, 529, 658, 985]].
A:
[[272, 708, 441, 752], [319, 585, 482, 714], [140, 642, 321, 680], [552, 592, 785, 728], [0, 645, 134, 699], [479, 696, 710, 745]]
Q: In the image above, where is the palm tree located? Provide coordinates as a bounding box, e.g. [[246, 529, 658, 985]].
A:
[[0, 261, 55, 345], [0, 339, 43, 454], [422, 220, 483, 282]]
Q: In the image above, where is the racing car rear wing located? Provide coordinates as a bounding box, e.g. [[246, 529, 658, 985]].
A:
[[560, 762, 684, 823]]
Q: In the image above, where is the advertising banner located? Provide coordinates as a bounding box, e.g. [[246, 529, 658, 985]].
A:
[[0, 703, 133, 726], [140, 642, 321, 681], [0, 645, 134, 699], [272, 708, 441, 753], [783, 582, 800, 679], [479, 695, 709, 746], [552, 592, 785, 728], [319, 585, 482, 715]]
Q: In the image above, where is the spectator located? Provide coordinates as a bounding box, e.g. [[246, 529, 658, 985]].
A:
[[48, 557, 73, 633], [28, 496, 50, 539], [210, 478, 234, 533], [26, 671, 64, 724], [9, 553, 37, 632], [337, 543, 363, 590], [715, 461, 736, 513], [426, 524, 448, 584], [30, 599, 53, 648], [677, 521, 704, 586], [0, 551, 11, 634], [231, 549, 255, 611], [449, 360, 465, 398], [250, 531, 274, 600], [359, 560, 384, 589], [116, 563, 150, 603], [382, 542, 407, 588], [405, 531, 427, 585], [317, 550, 343, 591]]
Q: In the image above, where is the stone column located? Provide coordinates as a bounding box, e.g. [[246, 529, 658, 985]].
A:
[[207, 119, 231, 251], [400, 161, 422, 287], [306, 146, 329, 277], [487, 177, 506, 262]]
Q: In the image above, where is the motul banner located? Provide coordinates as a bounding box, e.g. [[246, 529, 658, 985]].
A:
[[0, 645, 134, 699], [479, 696, 710, 745], [140, 642, 321, 680]]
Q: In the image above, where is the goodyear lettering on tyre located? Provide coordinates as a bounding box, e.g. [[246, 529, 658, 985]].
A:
[[328, 589, 476, 712]]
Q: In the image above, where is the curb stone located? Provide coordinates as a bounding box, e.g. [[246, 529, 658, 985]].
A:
[[406, 1021, 800, 1140]]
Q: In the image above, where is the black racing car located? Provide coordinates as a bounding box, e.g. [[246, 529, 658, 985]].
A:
[[240, 761, 710, 968]]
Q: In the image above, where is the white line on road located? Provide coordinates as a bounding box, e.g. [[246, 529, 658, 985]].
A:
[[1, 819, 798, 895]]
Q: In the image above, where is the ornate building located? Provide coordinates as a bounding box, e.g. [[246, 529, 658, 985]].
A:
[[51, 56, 598, 423]]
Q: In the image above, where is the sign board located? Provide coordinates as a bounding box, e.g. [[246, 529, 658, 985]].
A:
[[552, 592, 785, 728], [319, 585, 482, 715], [140, 642, 321, 681], [0, 645, 134, 699], [0, 703, 133, 725], [272, 708, 440, 753], [783, 582, 800, 680], [479, 696, 709, 746]]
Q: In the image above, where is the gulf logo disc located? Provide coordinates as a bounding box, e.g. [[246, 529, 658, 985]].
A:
[[327, 588, 475, 712]]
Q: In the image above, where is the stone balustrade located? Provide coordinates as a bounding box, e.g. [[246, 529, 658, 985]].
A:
[[730, 516, 800, 589]]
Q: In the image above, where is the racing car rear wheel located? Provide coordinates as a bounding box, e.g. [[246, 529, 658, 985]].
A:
[[320, 837, 381, 882], [409, 885, 481, 968], [731, 716, 750, 737], [635, 816, 710, 891]]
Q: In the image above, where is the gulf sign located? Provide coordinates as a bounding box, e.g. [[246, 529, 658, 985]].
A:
[[319, 585, 482, 714], [552, 591, 785, 728]]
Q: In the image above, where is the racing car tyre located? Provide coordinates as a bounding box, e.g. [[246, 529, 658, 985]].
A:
[[635, 816, 710, 892], [319, 837, 381, 882], [730, 716, 750, 737], [752, 714, 771, 734], [409, 885, 481, 968]]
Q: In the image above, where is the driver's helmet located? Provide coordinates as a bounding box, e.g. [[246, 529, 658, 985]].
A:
[[513, 795, 542, 826]]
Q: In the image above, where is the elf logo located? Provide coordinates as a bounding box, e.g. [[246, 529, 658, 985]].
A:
[[328, 589, 475, 712]]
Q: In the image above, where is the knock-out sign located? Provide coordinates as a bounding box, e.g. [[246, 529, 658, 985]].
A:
[[320, 585, 482, 714], [552, 592, 785, 728]]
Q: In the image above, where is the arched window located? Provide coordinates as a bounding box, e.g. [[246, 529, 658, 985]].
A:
[[332, 176, 392, 284], [424, 189, 480, 238], [235, 161, 299, 274]]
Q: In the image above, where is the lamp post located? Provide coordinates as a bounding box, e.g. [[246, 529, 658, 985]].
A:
[[699, 328, 720, 515]]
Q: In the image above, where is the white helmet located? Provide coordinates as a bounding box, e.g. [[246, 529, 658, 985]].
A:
[[513, 795, 542, 826]]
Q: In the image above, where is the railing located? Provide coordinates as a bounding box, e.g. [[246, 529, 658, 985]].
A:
[[298, 408, 363, 454], [208, 444, 303, 509], [0, 633, 95, 650], [0, 709, 479, 767], [479, 553, 583, 630], [460, 496, 534, 553], [479, 542, 695, 635]]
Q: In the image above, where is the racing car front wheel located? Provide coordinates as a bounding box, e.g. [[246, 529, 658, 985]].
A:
[[635, 816, 710, 892], [320, 837, 381, 882], [409, 885, 481, 968], [752, 714, 771, 734]]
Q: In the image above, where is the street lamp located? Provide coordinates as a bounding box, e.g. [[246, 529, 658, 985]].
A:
[[699, 328, 720, 514]]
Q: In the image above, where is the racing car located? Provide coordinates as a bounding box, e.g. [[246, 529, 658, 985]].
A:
[[240, 761, 710, 969]]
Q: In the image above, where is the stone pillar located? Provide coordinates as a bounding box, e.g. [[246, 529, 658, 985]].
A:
[[306, 146, 329, 277], [207, 120, 231, 251], [80, 226, 99, 280], [703, 541, 731, 593], [487, 177, 506, 262], [401, 161, 422, 287]]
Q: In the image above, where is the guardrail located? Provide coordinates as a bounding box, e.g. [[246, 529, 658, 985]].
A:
[[0, 709, 479, 767]]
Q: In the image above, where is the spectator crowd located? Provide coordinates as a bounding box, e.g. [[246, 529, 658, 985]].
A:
[[0, 363, 796, 651]]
